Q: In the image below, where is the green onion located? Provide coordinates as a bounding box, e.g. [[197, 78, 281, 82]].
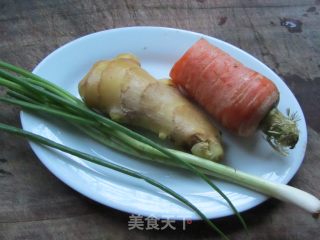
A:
[[0, 122, 228, 240], [1, 60, 320, 237], [0, 65, 247, 231], [0, 61, 248, 237], [2, 91, 319, 217]]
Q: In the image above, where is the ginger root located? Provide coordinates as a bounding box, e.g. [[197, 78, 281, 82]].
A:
[[79, 54, 223, 161]]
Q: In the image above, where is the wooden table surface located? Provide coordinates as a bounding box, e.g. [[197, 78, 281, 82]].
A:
[[0, 1, 319, 239]]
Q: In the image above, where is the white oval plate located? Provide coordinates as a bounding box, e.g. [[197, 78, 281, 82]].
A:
[[21, 27, 307, 220]]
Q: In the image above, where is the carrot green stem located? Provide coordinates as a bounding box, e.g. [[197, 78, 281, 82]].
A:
[[260, 108, 299, 155]]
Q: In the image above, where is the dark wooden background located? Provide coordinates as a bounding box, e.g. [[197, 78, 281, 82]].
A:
[[0, 0, 319, 239]]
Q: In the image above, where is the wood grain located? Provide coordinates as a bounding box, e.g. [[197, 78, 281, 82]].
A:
[[0, 0, 319, 239]]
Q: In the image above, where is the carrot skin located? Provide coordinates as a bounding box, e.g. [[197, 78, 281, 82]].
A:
[[170, 38, 279, 136]]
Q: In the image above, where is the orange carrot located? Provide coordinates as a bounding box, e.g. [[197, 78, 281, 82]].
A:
[[170, 38, 298, 153]]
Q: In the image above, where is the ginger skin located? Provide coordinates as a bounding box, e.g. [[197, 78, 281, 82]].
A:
[[79, 54, 223, 161]]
